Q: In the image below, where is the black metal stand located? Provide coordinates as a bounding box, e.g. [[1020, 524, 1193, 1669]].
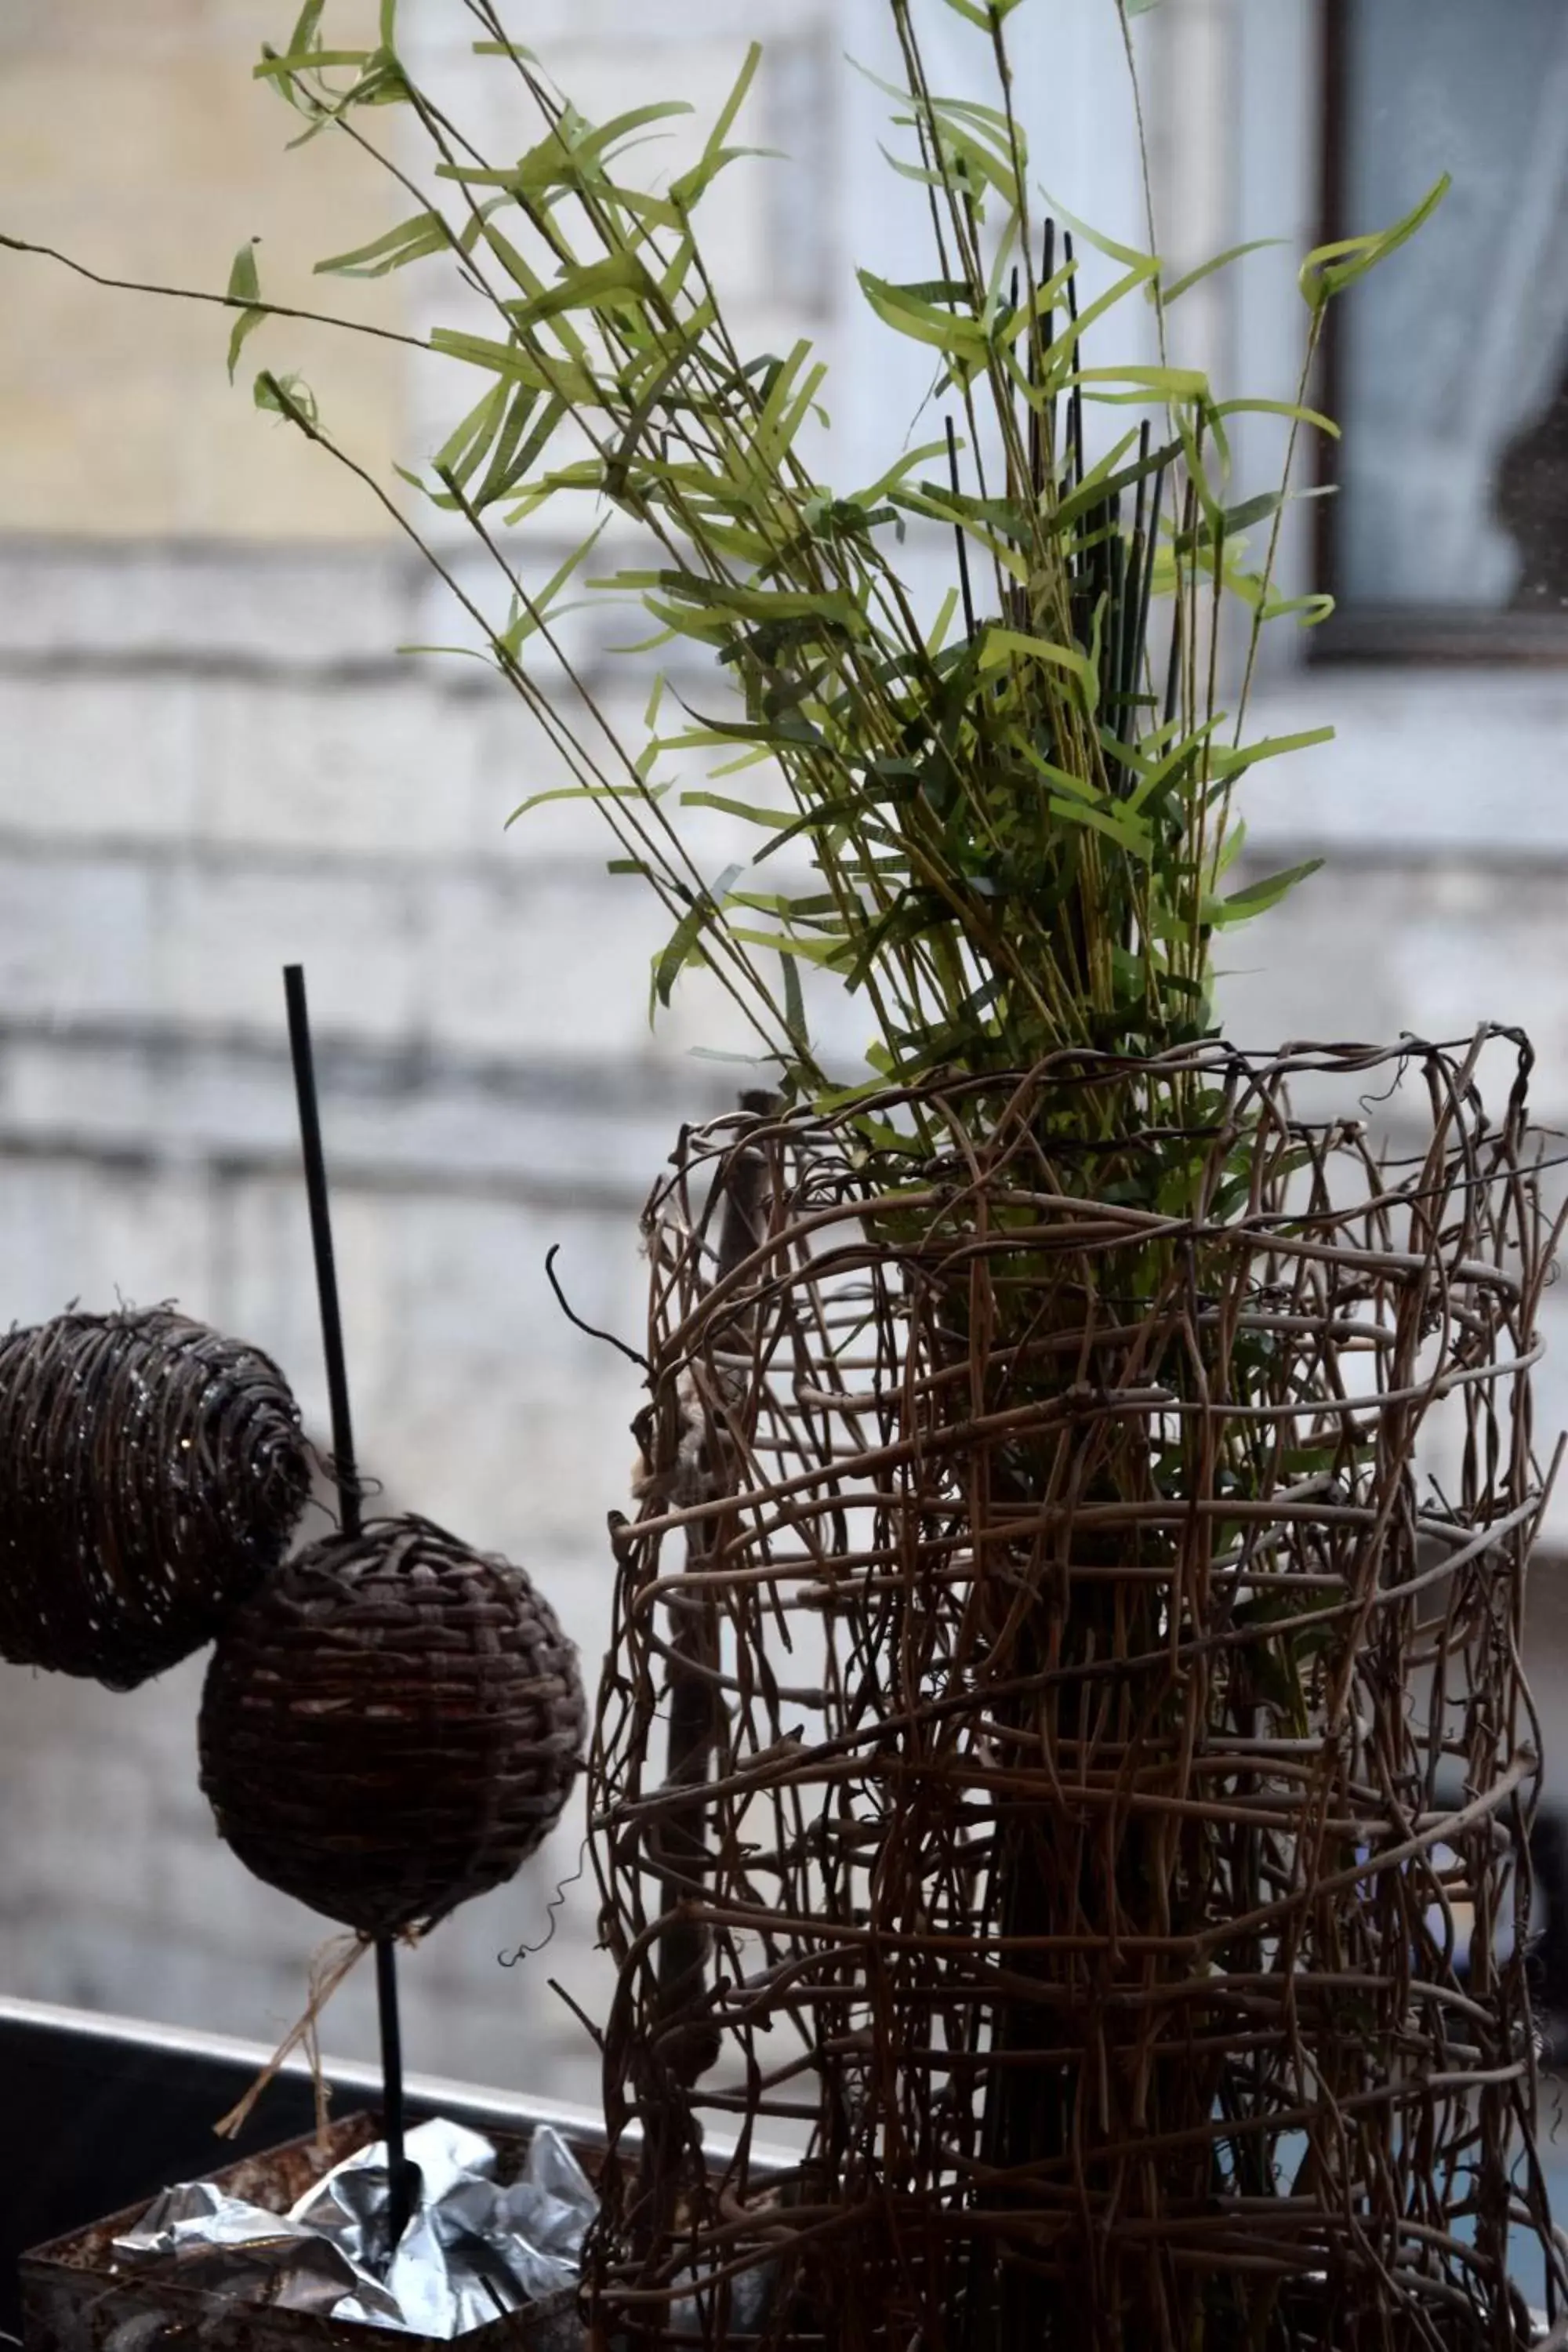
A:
[[282, 964, 412, 2250]]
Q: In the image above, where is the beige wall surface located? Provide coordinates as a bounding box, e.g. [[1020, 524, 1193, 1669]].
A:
[[0, 0, 404, 537]]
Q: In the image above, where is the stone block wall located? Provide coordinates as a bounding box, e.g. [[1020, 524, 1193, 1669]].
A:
[[0, 541, 712, 2105]]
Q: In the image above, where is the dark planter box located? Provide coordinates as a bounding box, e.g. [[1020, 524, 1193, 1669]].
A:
[[20, 2110, 585, 2352], [0, 1996, 610, 2343]]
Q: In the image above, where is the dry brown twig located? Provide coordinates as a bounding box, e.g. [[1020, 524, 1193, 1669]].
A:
[[589, 1033, 1567, 2352]]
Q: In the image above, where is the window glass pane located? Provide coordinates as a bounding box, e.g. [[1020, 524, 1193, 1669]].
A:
[[1338, 0, 1568, 613]]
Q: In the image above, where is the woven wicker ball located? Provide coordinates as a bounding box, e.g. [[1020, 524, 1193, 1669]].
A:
[[198, 1515, 586, 1937], [0, 1308, 310, 1690]]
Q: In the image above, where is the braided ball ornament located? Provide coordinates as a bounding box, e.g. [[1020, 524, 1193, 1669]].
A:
[[198, 1515, 587, 1937], [0, 1308, 310, 1690]]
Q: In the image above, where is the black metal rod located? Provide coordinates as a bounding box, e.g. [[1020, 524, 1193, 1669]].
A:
[[282, 965, 361, 1541], [945, 415, 977, 641], [1036, 217, 1057, 495], [281, 964, 410, 2250], [1063, 229, 1085, 495], [374, 1936, 410, 2248]]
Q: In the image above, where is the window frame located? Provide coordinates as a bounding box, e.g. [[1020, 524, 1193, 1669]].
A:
[[1308, 0, 1568, 666]]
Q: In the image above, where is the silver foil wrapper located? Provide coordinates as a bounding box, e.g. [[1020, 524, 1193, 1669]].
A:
[[112, 2118, 596, 2339]]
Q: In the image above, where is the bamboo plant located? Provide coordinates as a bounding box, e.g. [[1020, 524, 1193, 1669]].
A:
[[1, 5, 1478, 2343], [2, 0, 1442, 1116]]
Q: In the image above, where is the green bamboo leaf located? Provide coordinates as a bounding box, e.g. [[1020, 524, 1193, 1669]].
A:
[[978, 625, 1098, 711], [706, 746, 775, 779], [287, 0, 325, 50], [225, 239, 266, 382], [1052, 432, 1181, 531], [938, 0, 1025, 25], [877, 144, 951, 197], [670, 42, 781, 209], [1185, 481, 1334, 557], [924, 95, 1016, 151], [494, 519, 609, 657], [1214, 818, 1247, 877], [1017, 745, 1102, 808], [906, 478, 1026, 541], [779, 950, 808, 1047], [1209, 859, 1323, 926], [924, 112, 1019, 209], [670, 141, 782, 214], [505, 253, 652, 329], [315, 209, 450, 278], [1040, 268, 1168, 390], [474, 412, 547, 512], [455, 380, 536, 503], [727, 891, 841, 921], [1122, 720, 1221, 813], [680, 791, 791, 827], [1037, 186, 1159, 278], [499, 101, 695, 198], [860, 70, 1023, 210], [220, 0, 1359, 1074], [993, 259, 1078, 354], [1018, 746, 1155, 855], [429, 379, 510, 495], [1211, 395, 1341, 441], [857, 438, 963, 506], [1207, 727, 1334, 782], [1060, 364, 1210, 400], [254, 368, 318, 425], [925, 586, 961, 653], [892, 488, 1029, 582], [726, 927, 848, 970], [695, 41, 760, 157], [359, 50, 409, 109], [611, 571, 867, 634], [491, 394, 569, 514], [506, 781, 653, 825], [426, 328, 603, 405], [1216, 489, 1286, 535], [256, 49, 369, 81], [652, 869, 739, 1011], [856, 270, 989, 372], [1263, 590, 1336, 627], [1299, 173, 1449, 306], [1156, 238, 1282, 307], [391, 642, 495, 666], [1046, 797, 1154, 855]]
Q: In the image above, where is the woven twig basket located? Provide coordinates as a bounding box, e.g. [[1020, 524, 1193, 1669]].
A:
[[590, 1034, 1566, 2352], [0, 1308, 309, 1690], [198, 1514, 586, 1936]]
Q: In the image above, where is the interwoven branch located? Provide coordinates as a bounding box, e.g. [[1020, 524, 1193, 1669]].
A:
[[199, 1515, 587, 1938], [0, 1307, 308, 1690], [589, 1034, 1567, 2352]]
